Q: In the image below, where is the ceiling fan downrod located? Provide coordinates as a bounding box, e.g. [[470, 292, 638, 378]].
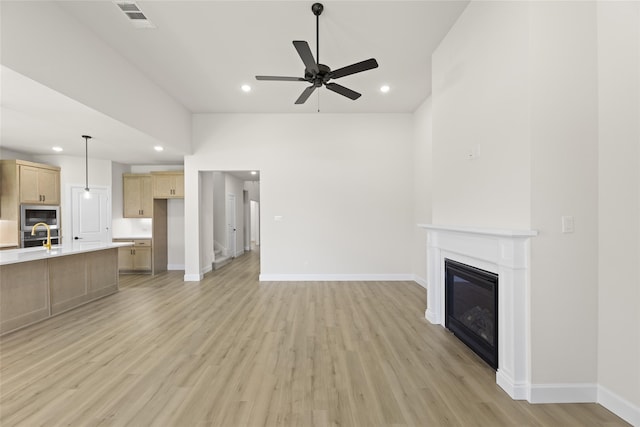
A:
[[312, 3, 323, 66]]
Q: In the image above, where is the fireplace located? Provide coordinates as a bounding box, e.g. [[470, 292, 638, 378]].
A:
[[420, 224, 536, 399], [445, 258, 498, 370]]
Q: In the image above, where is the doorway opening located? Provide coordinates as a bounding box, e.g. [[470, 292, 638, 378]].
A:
[[205, 171, 260, 271]]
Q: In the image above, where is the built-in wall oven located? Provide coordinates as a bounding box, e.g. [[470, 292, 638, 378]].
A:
[[20, 205, 61, 248]]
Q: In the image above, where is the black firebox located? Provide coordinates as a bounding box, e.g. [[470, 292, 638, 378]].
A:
[[445, 258, 498, 370]]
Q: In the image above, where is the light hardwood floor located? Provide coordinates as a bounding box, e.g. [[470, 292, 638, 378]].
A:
[[0, 250, 629, 426]]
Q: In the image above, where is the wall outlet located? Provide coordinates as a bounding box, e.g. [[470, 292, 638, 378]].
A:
[[274, 215, 283, 222]]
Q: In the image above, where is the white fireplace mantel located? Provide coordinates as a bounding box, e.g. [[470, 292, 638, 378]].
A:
[[418, 224, 538, 401]]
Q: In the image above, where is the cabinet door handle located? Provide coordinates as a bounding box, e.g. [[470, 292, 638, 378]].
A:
[[43, 195, 45, 202]]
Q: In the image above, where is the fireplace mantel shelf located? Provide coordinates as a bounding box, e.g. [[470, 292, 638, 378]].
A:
[[418, 224, 538, 238]]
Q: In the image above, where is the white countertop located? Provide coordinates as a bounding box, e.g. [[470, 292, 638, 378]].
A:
[[112, 236, 152, 240], [0, 242, 133, 266]]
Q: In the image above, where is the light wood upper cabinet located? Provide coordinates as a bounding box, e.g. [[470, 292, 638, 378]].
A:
[[123, 174, 152, 218], [19, 164, 60, 205], [1, 160, 60, 246], [152, 171, 184, 199]]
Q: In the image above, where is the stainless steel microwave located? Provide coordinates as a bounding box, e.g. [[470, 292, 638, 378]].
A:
[[20, 204, 60, 230]]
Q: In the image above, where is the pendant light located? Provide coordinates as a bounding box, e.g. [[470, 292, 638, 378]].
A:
[[82, 135, 92, 197]]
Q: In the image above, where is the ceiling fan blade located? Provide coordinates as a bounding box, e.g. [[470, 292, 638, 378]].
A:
[[329, 58, 379, 80], [293, 41, 318, 74], [295, 85, 317, 104], [325, 83, 361, 100], [256, 76, 307, 81]]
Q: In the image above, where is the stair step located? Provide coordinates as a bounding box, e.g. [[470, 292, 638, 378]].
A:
[[213, 255, 232, 270]]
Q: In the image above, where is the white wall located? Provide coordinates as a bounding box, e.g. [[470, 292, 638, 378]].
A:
[[167, 199, 185, 269], [212, 171, 226, 254], [412, 97, 433, 285], [251, 200, 260, 245], [244, 180, 260, 202], [111, 162, 130, 221], [225, 173, 245, 257], [0, 148, 35, 161], [528, 0, 599, 388], [199, 172, 213, 273], [431, 1, 531, 229], [1, 1, 191, 153], [186, 113, 414, 279], [597, 1, 640, 421]]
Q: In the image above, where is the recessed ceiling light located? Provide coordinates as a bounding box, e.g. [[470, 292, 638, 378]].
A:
[[250, 171, 257, 175], [380, 85, 390, 93], [52, 146, 63, 152], [241, 84, 252, 93], [154, 146, 164, 152]]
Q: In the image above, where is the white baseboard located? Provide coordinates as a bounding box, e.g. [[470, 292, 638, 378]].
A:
[[184, 273, 203, 281], [259, 273, 415, 282], [167, 264, 185, 271], [529, 383, 598, 404], [202, 265, 212, 275], [496, 370, 529, 401], [413, 274, 427, 289], [598, 385, 640, 426]]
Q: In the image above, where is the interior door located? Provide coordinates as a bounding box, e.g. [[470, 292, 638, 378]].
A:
[[227, 193, 236, 258], [72, 186, 111, 244]]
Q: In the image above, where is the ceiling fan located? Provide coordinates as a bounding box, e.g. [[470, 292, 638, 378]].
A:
[[255, 2, 379, 105]]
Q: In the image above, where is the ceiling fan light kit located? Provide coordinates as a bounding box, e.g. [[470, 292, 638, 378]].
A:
[[255, 2, 379, 105]]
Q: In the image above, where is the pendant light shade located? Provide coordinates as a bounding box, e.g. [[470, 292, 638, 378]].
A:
[[82, 135, 92, 194]]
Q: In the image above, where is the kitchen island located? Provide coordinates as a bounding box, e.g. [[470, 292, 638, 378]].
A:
[[0, 241, 132, 335]]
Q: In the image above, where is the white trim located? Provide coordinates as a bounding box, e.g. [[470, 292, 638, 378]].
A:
[[598, 385, 640, 426], [202, 265, 212, 275], [419, 223, 538, 237], [496, 371, 530, 401], [423, 226, 535, 401], [184, 273, 203, 281], [529, 383, 598, 404], [167, 264, 185, 271], [413, 274, 428, 289], [259, 274, 415, 282]]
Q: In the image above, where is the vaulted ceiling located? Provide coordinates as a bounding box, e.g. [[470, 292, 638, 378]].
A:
[[0, 1, 469, 163]]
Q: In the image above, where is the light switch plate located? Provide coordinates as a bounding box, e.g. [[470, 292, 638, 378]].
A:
[[561, 216, 574, 233]]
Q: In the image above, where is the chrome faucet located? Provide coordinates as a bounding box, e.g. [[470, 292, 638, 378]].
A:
[[31, 222, 52, 251]]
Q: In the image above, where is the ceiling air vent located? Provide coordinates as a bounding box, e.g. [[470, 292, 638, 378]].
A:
[[114, 1, 155, 29]]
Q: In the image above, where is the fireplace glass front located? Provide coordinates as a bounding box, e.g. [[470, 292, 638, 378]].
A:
[[445, 258, 498, 369]]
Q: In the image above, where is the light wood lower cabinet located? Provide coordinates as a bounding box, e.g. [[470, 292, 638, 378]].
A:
[[0, 260, 49, 334], [115, 239, 152, 273], [49, 250, 118, 315], [0, 248, 119, 335]]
